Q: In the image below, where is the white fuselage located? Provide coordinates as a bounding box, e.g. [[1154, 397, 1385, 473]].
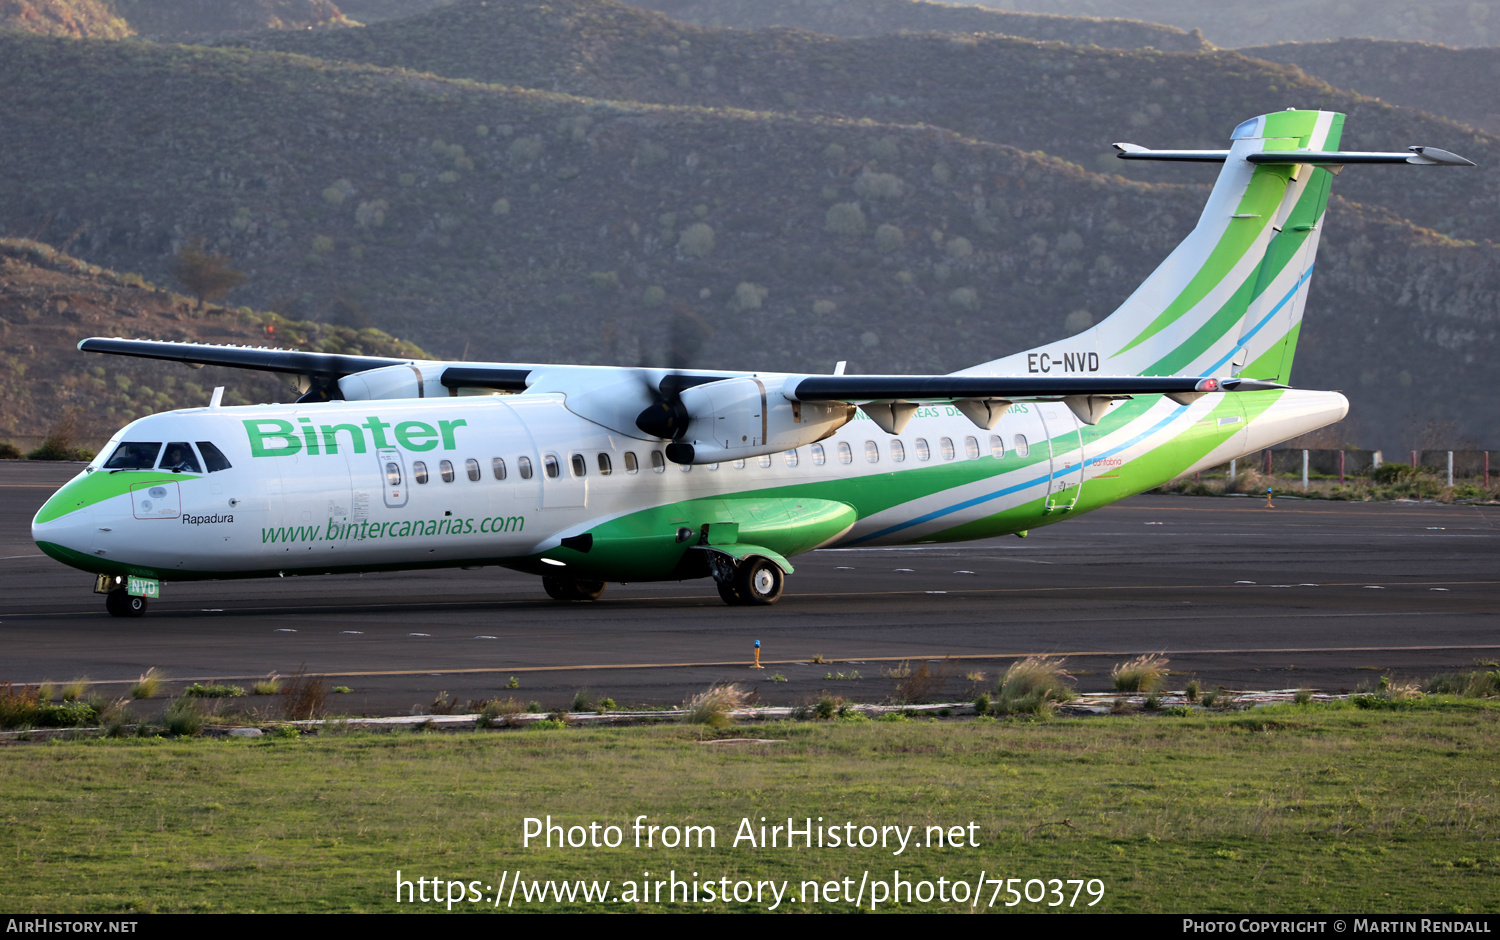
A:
[[34, 385, 1347, 582]]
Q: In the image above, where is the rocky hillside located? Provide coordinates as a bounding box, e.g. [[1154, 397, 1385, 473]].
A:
[[1, 30, 1495, 451], [0, 0, 130, 37], [630, 0, 1209, 50], [232, 0, 1500, 248], [0, 238, 426, 448], [1244, 40, 1500, 136], [967, 0, 1500, 48], [0, 0, 352, 39], [3, 0, 1498, 451]]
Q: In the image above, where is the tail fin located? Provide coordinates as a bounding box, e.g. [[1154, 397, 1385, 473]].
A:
[[964, 110, 1347, 383]]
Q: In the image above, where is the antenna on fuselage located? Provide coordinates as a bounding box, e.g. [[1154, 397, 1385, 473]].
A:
[[833, 360, 847, 376], [209, 386, 224, 409]]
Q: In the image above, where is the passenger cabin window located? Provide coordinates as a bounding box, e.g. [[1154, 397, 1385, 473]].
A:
[[440, 460, 455, 483], [545, 455, 561, 479], [492, 457, 507, 480], [598, 453, 612, 476], [518, 456, 534, 479], [965, 436, 980, 460], [1014, 434, 1030, 458], [679, 461, 692, 473], [160, 442, 201, 473], [838, 442, 853, 465], [785, 449, 798, 468], [196, 442, 232, 472], [385, 462, 402, 487], [890, 439, 906, 462], [865, 441, 879, 463], [754, 454, 769, 468], [466, 458, 480, 482], [915, 438, 930, 462], [103, 442, 161, 470], [940, 437, 956, 461], [624, 452, 638, 474], [989, 435, 1005, 459], [733, 459, 746, 470], [811, 443, 826, 466], [571, 454, 587, 478], [413, 461, 429, 484], [651, 451, 665, 472]]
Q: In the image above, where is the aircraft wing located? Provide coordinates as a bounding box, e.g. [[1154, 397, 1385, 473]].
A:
[[788, 374, 1280, 401], [77, 337, 534, 396], [786, 374, 1283, 432], [77, 335, 1284, 432], [78, 337, 416, 378]]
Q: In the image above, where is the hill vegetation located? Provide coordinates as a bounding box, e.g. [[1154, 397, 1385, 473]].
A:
[[632, 0, 1209, 50], [0, 0, 130, 37], [0, 238, 426, 447], [333, 0, 453, 24], [969, 0, 1500, 48], [0, 0, 351, 39], [1245, 39, 1500, 136], [1, 0, 1496, 451], [231, 0, 1500, 249]]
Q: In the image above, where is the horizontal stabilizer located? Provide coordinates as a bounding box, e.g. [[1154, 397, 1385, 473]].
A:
[[1115, 143, 1475, 166]]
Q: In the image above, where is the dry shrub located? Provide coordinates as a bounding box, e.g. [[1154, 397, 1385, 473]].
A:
[[1111, 654, 1170, 693], [280, 668, 328, 720], [130, 667, 163, 700], [893, 657, 952, 704], [476, 698, 525, 728], [1228, 467, 1269, 495], [994, 657, 1076, 715], [686, 683, 749, 728]]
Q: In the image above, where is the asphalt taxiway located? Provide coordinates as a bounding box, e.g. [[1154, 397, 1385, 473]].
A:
[[4, 461, 1496, 716]]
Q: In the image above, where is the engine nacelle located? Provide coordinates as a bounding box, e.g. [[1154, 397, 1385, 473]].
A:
[[671, 377, 853, 464], [338, 363, 447, 401]]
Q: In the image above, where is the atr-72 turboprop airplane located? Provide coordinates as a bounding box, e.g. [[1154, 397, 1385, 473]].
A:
[[32, 110, 1472, 616]]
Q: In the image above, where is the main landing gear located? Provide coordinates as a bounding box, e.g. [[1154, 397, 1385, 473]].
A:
[[712, 556, 784, 607], [542, 575, 606, 602], [105, 588, 148, 618]]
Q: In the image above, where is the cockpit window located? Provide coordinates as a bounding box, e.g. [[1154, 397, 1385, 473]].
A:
[[103, 442, 161, 471], [159, 442, 202, 473], [196, 442, 232, 472]]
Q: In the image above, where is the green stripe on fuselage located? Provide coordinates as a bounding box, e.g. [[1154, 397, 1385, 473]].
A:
[[929, 391, 1284, 542], [33, 470, 200, 524], [1115, 167, 1290, 357]]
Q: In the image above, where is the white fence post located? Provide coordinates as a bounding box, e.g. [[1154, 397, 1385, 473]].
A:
[[1302, 450, 1309, 491]]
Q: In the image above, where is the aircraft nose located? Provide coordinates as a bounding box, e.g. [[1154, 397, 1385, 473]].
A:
[[32, 475, 102, 568]]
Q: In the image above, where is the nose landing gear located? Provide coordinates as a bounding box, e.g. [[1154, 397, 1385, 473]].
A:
[[105, 588, 148, 618]]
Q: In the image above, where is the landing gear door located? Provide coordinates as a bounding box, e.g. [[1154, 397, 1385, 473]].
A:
[[1037, 405, 1084, 514], [378, 448, 409, 509]]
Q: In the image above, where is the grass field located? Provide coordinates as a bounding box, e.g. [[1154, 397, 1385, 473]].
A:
[[1, 701, 1496, 913]]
